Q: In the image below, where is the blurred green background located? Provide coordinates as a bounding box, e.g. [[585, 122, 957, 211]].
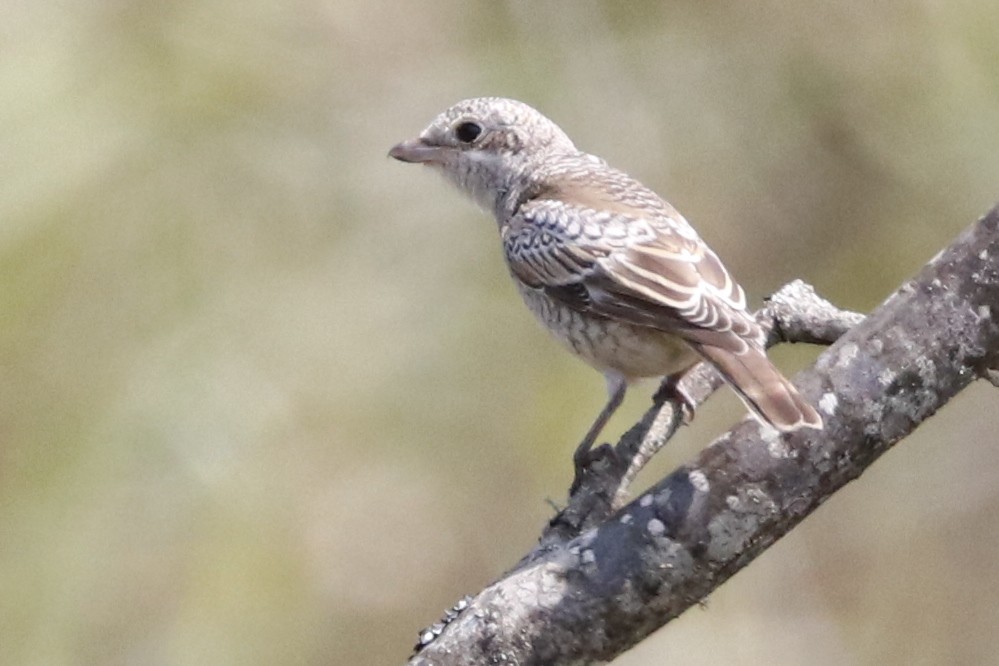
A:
[[3, 1, 999, 664]]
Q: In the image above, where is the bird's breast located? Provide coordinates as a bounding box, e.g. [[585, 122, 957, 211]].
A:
[[514, 283, 698, 381]]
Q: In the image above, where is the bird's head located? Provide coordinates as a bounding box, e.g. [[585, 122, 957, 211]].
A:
[[389, 97, 577, 215]]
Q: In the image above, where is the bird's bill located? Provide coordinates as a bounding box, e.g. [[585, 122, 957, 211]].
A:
[[388, 138, 443, 164]]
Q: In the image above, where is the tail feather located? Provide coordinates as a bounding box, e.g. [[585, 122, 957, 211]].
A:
[[691, 342, 822, 432]]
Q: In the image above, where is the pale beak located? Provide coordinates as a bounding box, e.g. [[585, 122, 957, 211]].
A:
[[388, 138, 444, 164]]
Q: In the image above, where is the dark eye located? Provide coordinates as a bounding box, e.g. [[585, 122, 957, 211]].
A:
[[454, 121, 483, 144]]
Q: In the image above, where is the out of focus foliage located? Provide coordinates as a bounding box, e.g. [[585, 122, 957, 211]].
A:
[[2, 2, 998, 664]]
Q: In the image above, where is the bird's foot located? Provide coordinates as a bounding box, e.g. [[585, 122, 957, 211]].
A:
[[653, 374, 696, 424], [570, 441, 617, 495]]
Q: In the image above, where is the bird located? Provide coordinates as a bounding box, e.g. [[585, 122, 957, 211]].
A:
[[389, 97, 821, 463]]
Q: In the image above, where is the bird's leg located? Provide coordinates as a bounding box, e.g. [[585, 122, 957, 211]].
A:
[[573, 374, 627, 469], [653, 372, 696, 424]]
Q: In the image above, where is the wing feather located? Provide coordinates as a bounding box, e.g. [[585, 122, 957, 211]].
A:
[[503, 177, 760, 350]]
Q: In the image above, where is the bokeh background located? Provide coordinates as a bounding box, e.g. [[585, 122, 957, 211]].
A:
[[3, 1, 999, 664]]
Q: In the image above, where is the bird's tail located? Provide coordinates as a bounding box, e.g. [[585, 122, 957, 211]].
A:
[[691, 342, 822, 432]]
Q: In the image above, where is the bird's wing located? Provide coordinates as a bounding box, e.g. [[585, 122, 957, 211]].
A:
[[503, 183, 760, 352]]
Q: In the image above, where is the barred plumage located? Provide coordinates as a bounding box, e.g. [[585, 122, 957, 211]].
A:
[[390, 97, 821, 457]]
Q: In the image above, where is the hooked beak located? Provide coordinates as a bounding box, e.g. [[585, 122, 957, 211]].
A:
[[388, 138, 445, 164]]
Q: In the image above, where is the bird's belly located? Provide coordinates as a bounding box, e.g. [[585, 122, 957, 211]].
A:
[[517, 286, 698, 380]]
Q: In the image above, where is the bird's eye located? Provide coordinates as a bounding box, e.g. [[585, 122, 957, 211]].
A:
[[454, 121, 483, 144]]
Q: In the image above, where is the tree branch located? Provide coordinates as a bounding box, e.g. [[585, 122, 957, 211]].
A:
[[408, 203, 999, 666]]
